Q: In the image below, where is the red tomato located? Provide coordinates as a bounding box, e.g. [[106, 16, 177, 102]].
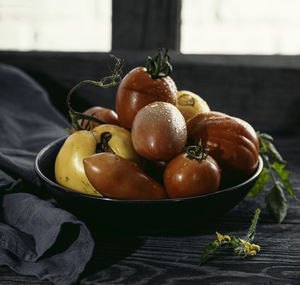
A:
[[164, 152, 221, 199], [83, 152, 167, 200], [145, 160, 167, 185], [116, 67, 177, 129], [78, 106, 119, 130], [116, 49, 178, 129]]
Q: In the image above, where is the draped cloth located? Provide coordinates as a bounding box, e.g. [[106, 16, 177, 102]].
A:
[[0, 63, 94, 285]]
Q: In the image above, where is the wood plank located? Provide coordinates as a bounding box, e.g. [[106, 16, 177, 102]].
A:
[[79, 222, 300, 284]]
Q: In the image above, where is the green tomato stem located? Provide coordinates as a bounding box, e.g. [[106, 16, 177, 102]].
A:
[[66, 55, 123, 131], [185, 140, 208, 161], [146, 48, 172, 79]]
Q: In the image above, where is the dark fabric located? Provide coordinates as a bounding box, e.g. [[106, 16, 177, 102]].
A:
[[0, 63, 94, 285]]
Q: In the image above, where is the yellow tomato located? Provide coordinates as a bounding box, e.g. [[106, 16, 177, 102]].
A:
[[177, 90, 210, 121], [55, 130, 102, 196], [92, 124, 141, 165]]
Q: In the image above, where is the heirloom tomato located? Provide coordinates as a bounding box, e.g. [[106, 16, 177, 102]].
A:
[[55, 130, 102, 196], [83, 153, 167, 200], [164, 144, 221, 198], [144, 160, 167, 185], [116, 49, 177, 129], [92, 124, 141, 165], [187, 111, 259, 178], [176, 90, 210, 122], [78, 106, 119, 130], [131, 102, 187, 161]]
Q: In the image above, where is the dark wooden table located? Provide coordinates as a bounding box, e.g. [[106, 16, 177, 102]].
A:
[[0, 135, 299, 285]]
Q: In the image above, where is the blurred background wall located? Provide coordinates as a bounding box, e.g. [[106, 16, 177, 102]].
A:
[[1, 0, 300, 55], [181, 0, 300, 55], [0, 0, 111, 51]]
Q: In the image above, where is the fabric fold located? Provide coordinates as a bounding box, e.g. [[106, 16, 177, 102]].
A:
[[1, 193, 94, 285], [0, 63, 95, 285]]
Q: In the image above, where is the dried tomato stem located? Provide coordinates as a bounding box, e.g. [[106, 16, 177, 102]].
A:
[[66, 55, 123, 131], [96, 132, 114, 153]]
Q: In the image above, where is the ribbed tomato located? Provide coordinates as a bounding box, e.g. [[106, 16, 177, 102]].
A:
[[187, 111, 259, 178]]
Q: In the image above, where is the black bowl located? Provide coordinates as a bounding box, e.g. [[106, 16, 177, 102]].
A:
[[35, 136, 263, 232]]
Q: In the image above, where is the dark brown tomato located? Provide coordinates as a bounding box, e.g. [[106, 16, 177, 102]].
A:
[[83, 152, 167, 200], [116, 67, 178, 129], [78, 106, 119, 130], [145, 160, 167, 185], [131, 102, 187, 161], [164, 153, 221, 199], [187, 111, 259, 177]]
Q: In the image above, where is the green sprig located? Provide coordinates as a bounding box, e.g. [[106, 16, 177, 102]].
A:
[[200, 209, 261, 265], [248, 132, 296, 223]]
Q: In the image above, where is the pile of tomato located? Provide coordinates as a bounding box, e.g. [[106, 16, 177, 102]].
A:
[[55, 50, 259, 200]]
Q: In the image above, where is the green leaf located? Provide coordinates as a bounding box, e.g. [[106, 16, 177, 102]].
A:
[[261, 153, 270, 165], [200, 242, 219, 263], [248, 168, 270, 197], [264, 140, 286, 164], [272, 162, 296, 199], [259, 133, 274, 141], [265, 182, 288, 223]]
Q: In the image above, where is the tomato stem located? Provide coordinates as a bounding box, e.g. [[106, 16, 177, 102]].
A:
[[146, 48, 173, 79], [66, 55, 124, 131], [185, 140, 208, 161], [96, 132, 114, 153]]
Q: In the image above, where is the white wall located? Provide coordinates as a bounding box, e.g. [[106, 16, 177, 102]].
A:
[[0, 0, 111, 51], [2, 0, 300, 55], [181, 0, 300, 55]]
